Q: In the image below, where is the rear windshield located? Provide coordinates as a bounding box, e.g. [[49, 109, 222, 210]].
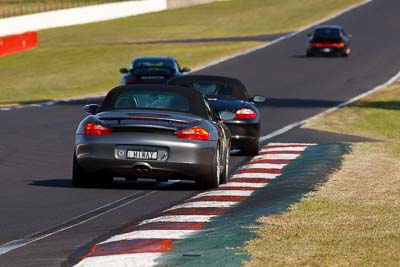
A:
[[100, 87, 208, 118], [132, 58, 174, 69], [178, 82, 248, 100], [313, 28, 341, 38], [114, 91, 190, 112]]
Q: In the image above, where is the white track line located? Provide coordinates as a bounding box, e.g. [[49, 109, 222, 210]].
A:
[[252, 153, 301, 160], [191, 0, 373, 73], [139, 215, 216, 225], [74, 252, 164, 267], [239, 163, 287, 170], [266, 143, 317, 147], [191, 190, 253, 199], [0, 191, 157, 256], [100, 230, 199, 245], [219, 182, 267, 188], [260, 147, 308, 152], [231, 173, 279, 179], [167, 201, 238, 211], [259, 70, 400, 142]]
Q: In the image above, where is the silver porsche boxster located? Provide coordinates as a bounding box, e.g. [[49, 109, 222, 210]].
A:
[[73, 84, 232, 189]]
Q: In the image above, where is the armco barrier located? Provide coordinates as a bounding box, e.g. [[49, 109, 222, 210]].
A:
[[0, 32, 38, 57]]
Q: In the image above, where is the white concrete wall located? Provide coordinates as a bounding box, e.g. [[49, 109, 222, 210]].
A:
[[0, 0, 220, 37], [0, 0, 167, 37], [167, 0, 219, 8]]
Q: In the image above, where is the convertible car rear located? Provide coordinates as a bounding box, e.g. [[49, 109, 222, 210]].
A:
[[73, 85, 231, 189], [170, 75, 265, 155]]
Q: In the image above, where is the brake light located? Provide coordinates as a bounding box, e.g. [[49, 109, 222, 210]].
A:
[[235, 108, 256, 119], [83, 122, 110, 136], [177, 126, 209, 140], [311, 42, 345, 48], [125, 77, 137, 84]]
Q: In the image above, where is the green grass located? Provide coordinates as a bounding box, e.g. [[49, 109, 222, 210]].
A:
[[0, 0, 363, 105], [245, 84, 400, 266]]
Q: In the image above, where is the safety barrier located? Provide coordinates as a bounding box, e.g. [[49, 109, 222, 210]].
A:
[[0, 32, 38, 57]]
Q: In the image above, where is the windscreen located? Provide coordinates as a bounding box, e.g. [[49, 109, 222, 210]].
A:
[[131, 58, 176, 78], [313, 28, 342, 42], [132, 58, 174, 69], [114, 91, 189, 112]]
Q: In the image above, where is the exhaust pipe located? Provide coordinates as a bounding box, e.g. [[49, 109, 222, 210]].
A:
[[135, 168, 143, 176], [133, 166, 151, 177], [142, 168, 150, 176]]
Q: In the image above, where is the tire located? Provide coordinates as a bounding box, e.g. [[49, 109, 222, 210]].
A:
[[306, 50, 313, 57], [220, 148, 230, 184], [72, 154, 95, 188], [340, 48, 350, 57], [198, 145, 221, 189]]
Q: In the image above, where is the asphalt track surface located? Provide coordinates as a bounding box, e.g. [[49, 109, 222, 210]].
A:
[[1, 0, 400, 266]]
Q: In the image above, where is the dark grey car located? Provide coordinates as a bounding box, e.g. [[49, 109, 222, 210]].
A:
[[73, 85, 232, 189]]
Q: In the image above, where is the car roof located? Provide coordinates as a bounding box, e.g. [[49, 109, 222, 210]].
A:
[[99, 84, 208, 117], [169, 75, 250, 100]]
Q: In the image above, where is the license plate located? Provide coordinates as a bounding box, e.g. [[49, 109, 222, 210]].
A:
[[323, 48, 331, 52], [127, 150, 158, 160]]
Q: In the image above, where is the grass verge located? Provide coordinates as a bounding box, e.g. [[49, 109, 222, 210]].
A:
[[245, 83, 400, 266], [0, 0, 362, 104]]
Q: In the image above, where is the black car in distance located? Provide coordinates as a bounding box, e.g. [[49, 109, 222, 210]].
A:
[[170, 75, 265, 156], [306, 25, 351, 57], [120, 56, 191, 85]]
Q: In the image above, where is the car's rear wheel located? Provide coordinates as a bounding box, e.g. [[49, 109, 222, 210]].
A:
[[342, 50, 350, 57], [220, 148, 230, 184], [72, 154, 95, 188], [306, 50, 313, 57], [198, 146, 221, 189]]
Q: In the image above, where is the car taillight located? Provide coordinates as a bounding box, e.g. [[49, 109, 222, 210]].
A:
[[125, 77, 137, 84], [83, 122, 110, 136], [311, 42, 345, 48], [177, 126, 209, 141], [235, 108, 257, 119]]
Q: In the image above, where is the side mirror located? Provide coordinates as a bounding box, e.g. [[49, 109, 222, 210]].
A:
[[250, 95, 266, 103], [181, 67, 191, 73], [218, 111, 235, 121], [83, 104, 100, 115], [119, 68, 129, 74], [307, 33, 312, 38]]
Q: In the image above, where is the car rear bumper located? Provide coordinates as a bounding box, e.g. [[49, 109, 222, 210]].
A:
[[307, 47, 348, 55], [224, 121, 260, 149], [75, 134, 216, 181]]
